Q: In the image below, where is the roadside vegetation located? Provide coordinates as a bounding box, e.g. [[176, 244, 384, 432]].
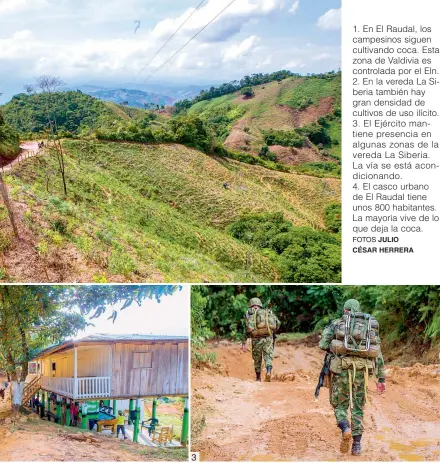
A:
[[191, 285, 440, 364]]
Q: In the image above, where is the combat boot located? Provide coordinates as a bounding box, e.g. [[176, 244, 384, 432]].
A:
[[265, 366, 272, 382], [352, 435, 362, 456], [337, 420, 352, 454], [256, 371, 261, 381]]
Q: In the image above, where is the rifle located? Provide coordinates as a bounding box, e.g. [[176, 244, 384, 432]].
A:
[[315, 353, 331, 399]]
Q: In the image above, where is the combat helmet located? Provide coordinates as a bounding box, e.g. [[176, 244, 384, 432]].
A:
[[343, 299, 360, 314], [248, 297, 263, 308]]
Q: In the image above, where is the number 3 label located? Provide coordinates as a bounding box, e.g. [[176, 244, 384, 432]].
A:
[[190, 452, 200, 461]]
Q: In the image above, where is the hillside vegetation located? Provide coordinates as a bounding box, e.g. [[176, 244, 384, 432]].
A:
[[0, 111, 20, 159], [0, 71, 341, 283], [192, 285, 440, 360]]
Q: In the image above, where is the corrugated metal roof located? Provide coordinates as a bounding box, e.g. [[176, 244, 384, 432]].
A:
[[31, 333, 188, 360]]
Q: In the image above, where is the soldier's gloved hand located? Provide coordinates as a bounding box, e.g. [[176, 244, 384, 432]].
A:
[[241, 343, 247, 352], [377, 382, 386, 394]]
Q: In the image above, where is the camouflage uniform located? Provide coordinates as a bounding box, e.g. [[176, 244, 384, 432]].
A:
[[243, 298, 281, 376], [319, 300, 385, 437], [251, 336, 274, 373]]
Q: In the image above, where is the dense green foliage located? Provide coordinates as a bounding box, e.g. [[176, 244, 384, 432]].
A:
[[0, 111, 20, 158], [190, 103, 246, 142], [191, 285, 440, 351], [228, 212, 341, 283], [1, 91, 114, 135], [297, 123, 331, 146]]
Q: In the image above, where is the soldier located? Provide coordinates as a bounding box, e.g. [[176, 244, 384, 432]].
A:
[[241, 297, 280, 382], [319, 299, 386, 456]]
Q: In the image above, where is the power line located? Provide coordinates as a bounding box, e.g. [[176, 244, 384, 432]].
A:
[[142, 0, 237, 83], [133, 0, 206, 81]]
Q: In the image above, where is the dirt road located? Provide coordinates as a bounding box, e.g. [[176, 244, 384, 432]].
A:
[[192, 342, 440, 461], [1, 142, 41, 171], [0, 412, 187, 461]]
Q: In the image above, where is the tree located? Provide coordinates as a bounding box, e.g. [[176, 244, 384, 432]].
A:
[[34, 76, 68, 195], [59, 284, 181, 322], [23, 84, 36, 95], [35, 75, 65, 94], [240, 87, 254, 98]]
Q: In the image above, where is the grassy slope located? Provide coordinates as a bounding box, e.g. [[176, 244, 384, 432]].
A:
[[2, 140, 339, 283]]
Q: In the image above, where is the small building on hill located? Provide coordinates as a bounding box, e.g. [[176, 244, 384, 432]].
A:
[[30, 334, 188, 400]]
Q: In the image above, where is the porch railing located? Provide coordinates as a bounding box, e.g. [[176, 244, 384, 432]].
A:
[[41, 376, 111, 399]]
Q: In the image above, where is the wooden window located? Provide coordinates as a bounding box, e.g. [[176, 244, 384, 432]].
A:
[[133, 352, 152, 369]]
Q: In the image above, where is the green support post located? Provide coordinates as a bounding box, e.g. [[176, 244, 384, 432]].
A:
[[66, 403, 71, 427], [81, 406, 87, 429], [181, 399, 189, 447], [133, 401, 140, 444], [113, 400, 117, 416], [128, 399, 134, 425], [152, 399, 157, 420], [56, 400, 61, 424]]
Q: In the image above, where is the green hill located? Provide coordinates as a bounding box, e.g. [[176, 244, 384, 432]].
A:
[[0, 139, 340, 283], [1, 91, 153, 137], [186, 72, 341, 174]]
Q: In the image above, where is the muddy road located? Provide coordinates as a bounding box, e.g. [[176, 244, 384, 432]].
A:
[[192, 342, 440, 461]]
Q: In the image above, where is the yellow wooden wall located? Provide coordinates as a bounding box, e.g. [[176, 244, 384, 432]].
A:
[[40, 345, 111, 378]]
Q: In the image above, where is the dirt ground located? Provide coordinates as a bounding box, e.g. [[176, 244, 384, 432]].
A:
[[0, 412, 187, 461], [192, 341, 440, 461]]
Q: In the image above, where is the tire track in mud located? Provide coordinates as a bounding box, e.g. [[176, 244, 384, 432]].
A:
[[192, 342, 440, 461]]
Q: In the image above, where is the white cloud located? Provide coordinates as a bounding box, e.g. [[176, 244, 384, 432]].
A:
[[223, 35, 260, 61], [289, 1, 300, 14], [152, 0, 285, 42], [0, 0, 48, 14], [317, 8, 341, 30], [284, 59, 304, 69], [0, 0, 341, 99], [312, 52, 331, 61]]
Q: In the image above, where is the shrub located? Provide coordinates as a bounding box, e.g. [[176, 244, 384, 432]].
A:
[[240, 87, 254, 98], [263, 129, 304, 148]]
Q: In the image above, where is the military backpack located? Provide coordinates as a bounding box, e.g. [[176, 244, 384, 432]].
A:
[[246, 307, 279, 338], [330, 312, 380, 359]]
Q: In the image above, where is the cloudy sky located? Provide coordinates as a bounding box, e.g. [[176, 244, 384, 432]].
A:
[[76, 286, 189, 338], [0, 0, 341, 102]]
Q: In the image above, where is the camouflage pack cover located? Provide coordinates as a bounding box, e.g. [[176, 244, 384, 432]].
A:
[[246, 307, 279, 337], [330, 309, 380, 359]]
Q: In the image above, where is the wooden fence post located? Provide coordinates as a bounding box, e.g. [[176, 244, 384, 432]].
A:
[[0, 174, 19, 238]]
